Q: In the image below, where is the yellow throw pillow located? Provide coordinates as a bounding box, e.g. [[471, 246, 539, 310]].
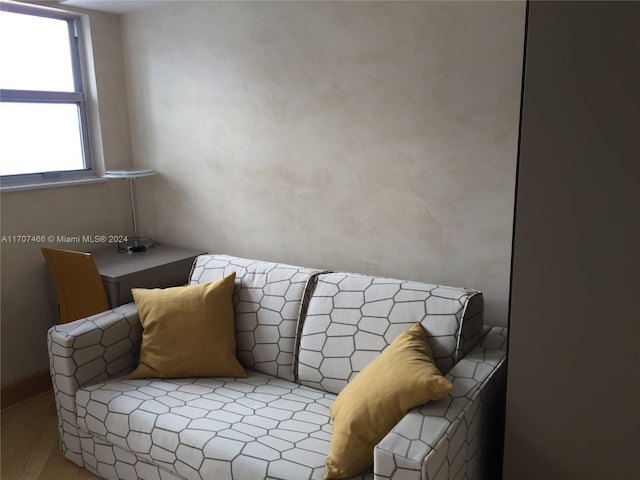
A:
[[128, 272, 247, 379], [324, 323, 453, 479]]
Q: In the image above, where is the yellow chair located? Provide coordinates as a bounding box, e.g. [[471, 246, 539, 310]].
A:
[[41, 247, 110, 324]]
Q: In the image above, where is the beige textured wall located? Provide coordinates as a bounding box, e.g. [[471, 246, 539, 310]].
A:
[[0, 8, 133, 386], [123, 1, 524, 327]]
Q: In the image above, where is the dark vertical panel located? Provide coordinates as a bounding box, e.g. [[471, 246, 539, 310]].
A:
[[504, 1, 639, 479]]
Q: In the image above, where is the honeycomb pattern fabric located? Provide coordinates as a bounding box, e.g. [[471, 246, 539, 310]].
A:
[[80, 433, 182, 480], [189, 255, 323, 382], [297, 273, 482, 394], [374, 327, 507, 480], [70, 328, 506, 480], [75, 371, 372, 480], [47, 253, 506, 480], [48, 303, 142, 467]]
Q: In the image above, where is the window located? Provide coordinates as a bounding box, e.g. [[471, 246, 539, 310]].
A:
[[0, 2, 96, 188]]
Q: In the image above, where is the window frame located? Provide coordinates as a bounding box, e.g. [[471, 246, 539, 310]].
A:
[[0, 1, 99, 190]]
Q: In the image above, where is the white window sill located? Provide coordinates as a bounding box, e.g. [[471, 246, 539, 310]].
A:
[[0, 175, 107, 193]]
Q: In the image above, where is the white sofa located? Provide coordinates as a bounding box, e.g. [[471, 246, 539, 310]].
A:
[[48, 254, 507, 480]]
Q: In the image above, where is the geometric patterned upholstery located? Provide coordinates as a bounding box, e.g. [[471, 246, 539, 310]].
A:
[[75, 371, 372, 480], [48, 254, 506, 480], [47, 302, 142, 468], [69, 328, 507, 480], [374, 327, 507, 480], [189, 255, 322, 382], [297, 273, 483, 394], [80, 434, 183, 480]]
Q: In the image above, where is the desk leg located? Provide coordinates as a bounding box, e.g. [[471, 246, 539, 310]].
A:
[[102, 280, 120, 308]]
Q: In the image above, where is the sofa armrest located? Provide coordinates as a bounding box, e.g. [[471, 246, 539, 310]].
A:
[[47, 303, 142, 467], [374, 327, 507, 480]]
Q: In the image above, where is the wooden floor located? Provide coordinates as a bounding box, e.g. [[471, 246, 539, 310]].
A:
[[1, 390, 97, 480]]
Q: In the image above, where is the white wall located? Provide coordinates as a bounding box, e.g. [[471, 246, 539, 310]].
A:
[[122, 0, 525, 326], [0, 7, 133, 386]]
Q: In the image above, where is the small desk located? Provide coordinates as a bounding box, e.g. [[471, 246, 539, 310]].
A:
[[91, 244, 203, 307]]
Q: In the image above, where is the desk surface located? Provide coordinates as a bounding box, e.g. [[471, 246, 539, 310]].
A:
[[91, 244, 203, 281]]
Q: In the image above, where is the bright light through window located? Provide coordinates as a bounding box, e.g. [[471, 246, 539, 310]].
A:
[[0, 11, 75, 92], [0, 103, 83, 175], [0, 4, 92, 183]]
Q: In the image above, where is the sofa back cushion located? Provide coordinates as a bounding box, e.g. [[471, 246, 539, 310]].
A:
[[189, 254, 321, 382], [296, 273, 483, 394]]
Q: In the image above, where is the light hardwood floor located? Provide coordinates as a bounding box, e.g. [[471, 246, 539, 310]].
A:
[[1, 390, 97, 480]]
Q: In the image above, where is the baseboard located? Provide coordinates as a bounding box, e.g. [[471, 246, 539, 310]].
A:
[[1, 370, 52, 410]]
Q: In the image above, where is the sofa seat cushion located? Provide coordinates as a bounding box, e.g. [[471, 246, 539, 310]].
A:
[[75, 372, 371, 480]]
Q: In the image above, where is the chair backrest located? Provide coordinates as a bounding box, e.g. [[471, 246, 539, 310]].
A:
[[41, 248, 110, 324]]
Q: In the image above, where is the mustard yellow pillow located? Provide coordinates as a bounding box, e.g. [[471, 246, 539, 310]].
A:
[[324, 323, 453, 479], [128, 272, 247, 379]]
